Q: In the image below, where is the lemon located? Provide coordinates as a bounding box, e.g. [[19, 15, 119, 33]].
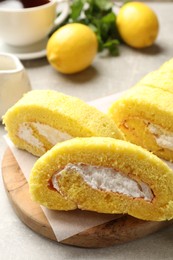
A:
[[116, 2, 159, 48], [46, 23, 98, 74]]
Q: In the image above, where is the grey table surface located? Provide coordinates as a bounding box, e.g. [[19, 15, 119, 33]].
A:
[[1, 2, 173, 260]]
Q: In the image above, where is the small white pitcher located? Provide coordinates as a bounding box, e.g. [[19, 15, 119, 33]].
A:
[[0, 53, 31, 119]]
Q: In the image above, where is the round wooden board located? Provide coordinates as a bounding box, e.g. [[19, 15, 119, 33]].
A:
[[2, 148, 173, 248]]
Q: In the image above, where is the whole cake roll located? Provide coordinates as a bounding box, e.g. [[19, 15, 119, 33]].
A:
[[159, 58, 173, 73], [29, 137, 173, 221], [109, 86, 173, 161], [3, 90, 123, 156], [109, 59, 173, 161], [135, 58, 173, 94]]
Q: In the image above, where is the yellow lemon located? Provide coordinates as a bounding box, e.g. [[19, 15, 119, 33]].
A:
[[116, 2, 159, 48], [46, 23, 98, 74]]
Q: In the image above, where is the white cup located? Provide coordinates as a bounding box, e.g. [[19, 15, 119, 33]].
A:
[[0, 0, 69, 46], [0, 52, 31, 119]]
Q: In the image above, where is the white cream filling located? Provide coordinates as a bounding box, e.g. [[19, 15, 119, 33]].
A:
[[18, 122, 45, 151], [52, 163, 153, 201], [147, 123, 173, 151], [18, 122, 72, 149], [32, 122, 72, 145]]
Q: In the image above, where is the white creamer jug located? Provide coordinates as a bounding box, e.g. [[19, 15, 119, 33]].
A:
[[0, 53, 31, 119]]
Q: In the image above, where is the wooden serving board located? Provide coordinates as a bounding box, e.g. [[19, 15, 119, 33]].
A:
[[2, 148, 173, 248]]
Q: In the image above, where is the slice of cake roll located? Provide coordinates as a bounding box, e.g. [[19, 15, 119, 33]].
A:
[[29, 137, 173, 221], [135, 58, 173, 94], [109, 86, 173, 161], [3, 90, 123, 156]]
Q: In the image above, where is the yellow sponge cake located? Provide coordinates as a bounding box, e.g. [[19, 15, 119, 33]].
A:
[[29, 137, 173, 221], [109, 59, 173, 161], [109, 86, 173, 161], [159, 58, 173, 73], [3, 90, 123, 156], [135, 58, 173, 94]]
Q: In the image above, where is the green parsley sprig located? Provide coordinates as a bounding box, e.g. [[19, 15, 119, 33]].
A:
[[51, 0, 122, 56]]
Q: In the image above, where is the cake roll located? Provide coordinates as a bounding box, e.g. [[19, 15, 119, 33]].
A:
[[3, 90, 123, 156], [135, 58, 173, 94], [159, 58, 173, 73], [29, 137, 173, 221], [109, 86, 173, 161]]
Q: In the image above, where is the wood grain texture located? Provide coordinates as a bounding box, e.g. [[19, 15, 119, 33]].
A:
[[2, 148, 173, 248]]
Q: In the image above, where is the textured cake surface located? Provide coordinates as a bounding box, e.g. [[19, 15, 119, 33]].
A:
[[3, 90, 123, 156], [135, 58, 173, 94], [29, 137, 173, 221], [109, 59, 173, 161]]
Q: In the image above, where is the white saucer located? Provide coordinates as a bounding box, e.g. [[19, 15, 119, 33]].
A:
[[0, 38, 48, 60]]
